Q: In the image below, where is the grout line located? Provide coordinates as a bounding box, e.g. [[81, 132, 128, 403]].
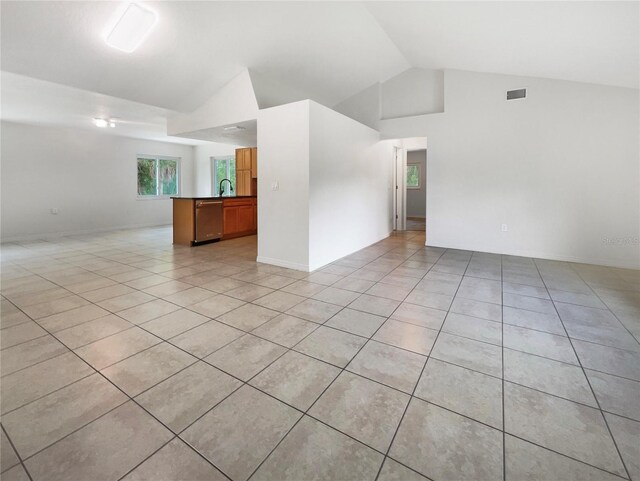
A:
[[248, 241, 446, 481], [373, 247, 453, 481], [1, 295, 234, 479], [567, 267, 640, 347], [115, 436, 180, 481], [1, 423, 35, 481], [2, 230, 637, 481], [531, 258, 633, 481]]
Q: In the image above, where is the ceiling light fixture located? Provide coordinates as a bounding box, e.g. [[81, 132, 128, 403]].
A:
[[94, 118, 117, 128], [223, 125, 246, 132], [105, 3, 158, 53]]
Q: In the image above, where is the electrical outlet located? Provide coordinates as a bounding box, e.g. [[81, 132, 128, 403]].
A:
[[271, 181, 279, 191], [50, 208, 59, 215], [501, 224, 508, 232]]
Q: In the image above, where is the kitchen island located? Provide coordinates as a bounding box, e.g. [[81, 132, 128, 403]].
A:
[[171, 196, 257, 246]]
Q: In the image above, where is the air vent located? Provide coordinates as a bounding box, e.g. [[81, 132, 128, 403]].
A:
[[507, 88, 527, 100]]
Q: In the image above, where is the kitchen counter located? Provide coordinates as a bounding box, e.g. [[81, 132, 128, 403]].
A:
[[171, 195, 257, 200], [172, 196, 257, 246]]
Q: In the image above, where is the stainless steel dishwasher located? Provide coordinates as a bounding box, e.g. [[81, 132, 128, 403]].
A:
[[195, 200, 223, 243]]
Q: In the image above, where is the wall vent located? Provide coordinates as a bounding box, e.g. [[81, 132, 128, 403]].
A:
[[507, 88, 527, 100]]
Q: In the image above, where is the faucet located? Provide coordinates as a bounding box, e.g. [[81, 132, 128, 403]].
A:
[[219, 178, 233, 197]]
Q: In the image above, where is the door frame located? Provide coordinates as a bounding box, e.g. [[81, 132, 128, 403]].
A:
[[393, 146, 407, 231]]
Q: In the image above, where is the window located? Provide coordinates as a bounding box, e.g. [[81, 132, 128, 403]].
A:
[[137, 156, 180, 197], [407, 164, 421, 189], [212, 156, 236, 196]]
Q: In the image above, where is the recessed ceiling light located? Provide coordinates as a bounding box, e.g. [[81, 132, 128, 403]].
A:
[[105, 3, 158, 53]]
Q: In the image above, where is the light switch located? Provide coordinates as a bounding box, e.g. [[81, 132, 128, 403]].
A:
[[271, 181, 279, 191]]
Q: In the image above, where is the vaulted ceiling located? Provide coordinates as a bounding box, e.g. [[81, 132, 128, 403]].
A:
[[366, 2, 638, 91], [1, 1, 637, 141], [0, 1, 409, 112]]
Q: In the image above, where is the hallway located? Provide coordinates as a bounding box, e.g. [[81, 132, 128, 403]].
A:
[[406, 217, 426, 232]]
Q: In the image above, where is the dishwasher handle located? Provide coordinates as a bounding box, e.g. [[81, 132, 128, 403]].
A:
[[196, 201, 223, 208]]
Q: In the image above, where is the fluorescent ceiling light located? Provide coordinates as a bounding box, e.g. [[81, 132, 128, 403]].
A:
[[105, 3, 158, 53], [94, 118, 117, 128]]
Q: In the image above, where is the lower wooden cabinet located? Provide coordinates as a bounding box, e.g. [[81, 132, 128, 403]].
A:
[[223, 197, 257, 238]]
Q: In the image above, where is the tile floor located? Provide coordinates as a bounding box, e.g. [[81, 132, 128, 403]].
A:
[[1, 226, 639, 481], [405, 217, 426, 232]]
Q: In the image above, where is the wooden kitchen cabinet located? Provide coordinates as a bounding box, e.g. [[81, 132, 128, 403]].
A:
[[250, 148, 257, 178], [223, 197, 257, 238], [172, 198, 195, 245], [235, 147, 256, 195], [253, 203, 258, 230], [234, 148, 243, 170], [172, 197, 224, 246], [235, 148, 251, 171], [173, 196, 256, 245], [236, 169, 251, 196]]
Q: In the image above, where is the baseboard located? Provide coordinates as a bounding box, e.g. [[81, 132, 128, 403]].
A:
[[257, 231, 394, 273], [256, 256, 311, 272], [425, 241, 640, 270], [307, 230, 393, 271], [1, 222, 171, 244]]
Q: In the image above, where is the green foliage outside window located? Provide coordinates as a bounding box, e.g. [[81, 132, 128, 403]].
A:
[[213, 157, 237, 196], [407, 164, 420, 189], [158, 159, 178, 196], [137, 158, 157, 195], [137, 157, 179, 196]]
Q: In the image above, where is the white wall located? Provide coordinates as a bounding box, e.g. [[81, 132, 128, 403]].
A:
[[257, 100, 394, 271], [332, 68, 444, 129], [249, 69, 313, 110], [332, 83, 381, 131], [308, 101, 394, 270], [381, 68, 444, 119], [257, 101, 311, 270], [167, 70, 259, 136], [406, 149, 426, 218], [381, 70, 640, 269], [1, 121, 195, 241], [192, 142, 239, 197]]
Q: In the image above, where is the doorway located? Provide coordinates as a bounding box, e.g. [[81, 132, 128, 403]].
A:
[[392, 137, 427, 234], [406, 149, 426, 231]]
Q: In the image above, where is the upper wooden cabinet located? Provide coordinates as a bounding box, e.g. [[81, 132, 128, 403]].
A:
[[237, 170, 251, 197], [235, 148, 252, 171], [235, 147, 257, 195], [250, 148, 257, 178]]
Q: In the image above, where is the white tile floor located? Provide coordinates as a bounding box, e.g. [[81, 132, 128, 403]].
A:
[[1, 226, 639, 480]]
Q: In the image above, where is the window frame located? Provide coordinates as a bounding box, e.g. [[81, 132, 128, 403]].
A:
[[211, 155, 237, 197], [406, 163, 421, 190], [136, 155, 181, 200]]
